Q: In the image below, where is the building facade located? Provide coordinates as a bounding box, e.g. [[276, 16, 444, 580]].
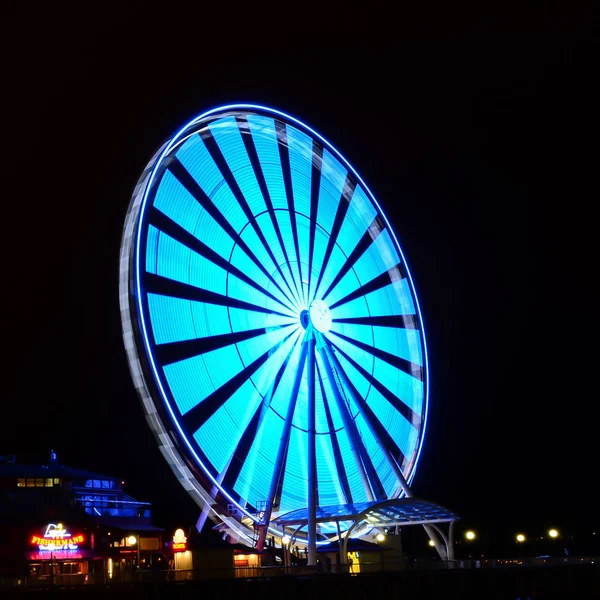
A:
[[0, 453, 164, 581]]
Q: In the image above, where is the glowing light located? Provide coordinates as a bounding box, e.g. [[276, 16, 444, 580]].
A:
[[31, 524, 85, 551], [127, 535, 137, 545], [516, 534, 526, 542], [376, 533, 385, 542], [282, 535, 291, 545], [309, 299, 331, 333], [549, 529, 559, 538], [465, 531, 476, 541], [428, 540, 435, 547]]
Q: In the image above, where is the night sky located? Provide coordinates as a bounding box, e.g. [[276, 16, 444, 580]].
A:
[[3, 6, 597, 547]]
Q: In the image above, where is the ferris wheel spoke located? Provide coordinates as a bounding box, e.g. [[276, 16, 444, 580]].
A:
[[307, 142, 323, 303], [201, 130, 300, 305], [148, 207, 294, 312], [312, 176, 355, 300], [167, 158, 296, 309], [328, 267, 402, 311], [259, 334, 309, 528], [329, 340, 422, 429], [328, 330, 423, 380], [316, 362, 353, 504], [220, 335, 300, 493], [236, 115, 302, 302], [154, 324, 295, 366], [144, 273, 294, 319], [276, 121, 306, 305], [332, 315, 418, 329], [182, 328, 299, 433], [323, 340, 410, 479], [320, 215, 384, 302], [317, 342, 375, 502]]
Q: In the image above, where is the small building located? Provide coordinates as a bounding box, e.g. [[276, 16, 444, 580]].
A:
[[0, 452, 163, 582]]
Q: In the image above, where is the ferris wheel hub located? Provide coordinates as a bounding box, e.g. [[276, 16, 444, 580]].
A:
[[309, 299, 332, 333]]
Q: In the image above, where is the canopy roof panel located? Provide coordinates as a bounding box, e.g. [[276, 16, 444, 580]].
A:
[[273, 498, 458, 528]]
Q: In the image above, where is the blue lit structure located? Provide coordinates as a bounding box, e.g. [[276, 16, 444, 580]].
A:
[[119, 104, 429, 558]]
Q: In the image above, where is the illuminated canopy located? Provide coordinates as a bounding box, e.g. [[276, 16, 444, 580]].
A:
[[120, 104, 429, 543], [273, 498, 457, 528]]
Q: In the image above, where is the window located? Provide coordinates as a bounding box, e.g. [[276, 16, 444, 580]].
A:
[[17, 478, 25, 487], [35, 478, 45, 487], [45, 478, 53, 487], [26, 479, 35, 487], [53, 478, 61, 485]]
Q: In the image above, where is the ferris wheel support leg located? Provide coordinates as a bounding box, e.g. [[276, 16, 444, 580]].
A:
[[323, 337, 448, 560], [255, 335, 310, 552], [307, 331, 318, 566], [316, 336, 375, 502]]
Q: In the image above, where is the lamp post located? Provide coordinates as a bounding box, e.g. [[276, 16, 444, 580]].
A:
[[282, 535, 290, 574]]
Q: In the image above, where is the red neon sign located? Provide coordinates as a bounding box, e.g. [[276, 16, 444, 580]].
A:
[[172, 528, 187, 552]]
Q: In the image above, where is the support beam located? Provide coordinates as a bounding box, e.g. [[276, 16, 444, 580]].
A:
[[255, 335, 309, 551], [307, 330, 317, 566]]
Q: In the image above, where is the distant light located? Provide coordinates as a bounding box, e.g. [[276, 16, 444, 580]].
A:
[[549, 529, 559, 538], [465, 531, 476, 541], [376, 533, 385, 542], [516, 534, 526, 543], [282, 535, 290, 545], [127, 535, 137, 545], [428, 540, 435, 547]]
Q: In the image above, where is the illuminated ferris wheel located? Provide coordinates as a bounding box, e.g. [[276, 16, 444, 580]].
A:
[[119, 104, 430, 556]]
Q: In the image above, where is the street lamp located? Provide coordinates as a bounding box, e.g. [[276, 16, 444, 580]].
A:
[[428, 540, 435, 547], [516, 534, 526, 543], [376, 533, 385, 543], [465, 531, 476, 541], [548, 529, 559, 538]]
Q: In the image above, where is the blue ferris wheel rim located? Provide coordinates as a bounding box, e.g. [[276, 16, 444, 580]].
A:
[[126, 103, 430, 530]]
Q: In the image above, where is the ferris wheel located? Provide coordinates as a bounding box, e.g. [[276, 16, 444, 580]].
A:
[[119, 104, 429, 553]]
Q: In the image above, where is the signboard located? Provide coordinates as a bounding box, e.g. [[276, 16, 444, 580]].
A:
[[172, 528, 187, 552], [30, 523, 85, 552]]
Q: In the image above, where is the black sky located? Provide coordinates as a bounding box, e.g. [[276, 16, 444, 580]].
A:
[[2, 5, 598, 541]]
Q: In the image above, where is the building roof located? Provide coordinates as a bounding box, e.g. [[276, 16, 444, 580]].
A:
[[0, 463, 121, 482], [273, 498, 458, 528]]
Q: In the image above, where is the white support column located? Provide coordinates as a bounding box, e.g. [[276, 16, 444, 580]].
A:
[[448, 520, 456, 561], [256, 335, 309, 551], [307, 330, 317, 566]]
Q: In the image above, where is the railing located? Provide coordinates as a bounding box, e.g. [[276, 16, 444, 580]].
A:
[[1, 556, 597, 587]]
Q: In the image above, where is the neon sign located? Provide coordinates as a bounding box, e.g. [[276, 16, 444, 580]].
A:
[[31, 523, 85, 551], [172, 528, 187, 552]]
